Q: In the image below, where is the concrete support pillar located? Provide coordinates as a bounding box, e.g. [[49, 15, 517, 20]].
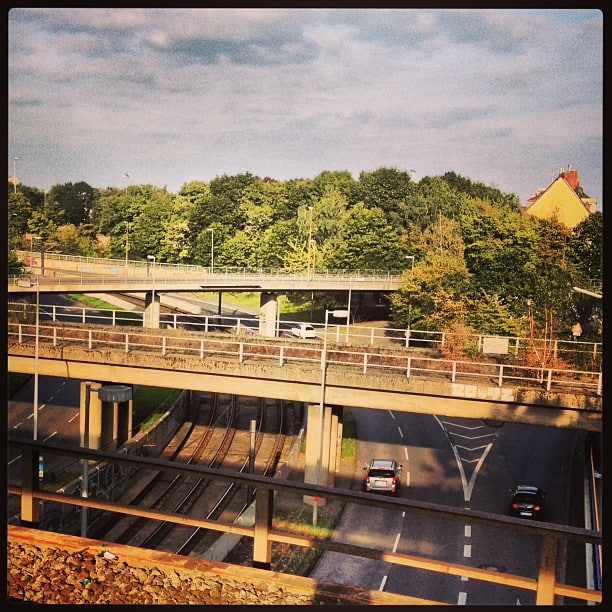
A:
[[80, 381, 133, 451], [259, 292, 278, 337], [328, 405, 343, 483], [19, 448, 40, 527], [143, 290, 160, 328], [253, 487, 273, 570], [304, 402, 338, 483], [80, 381, 103, 450]]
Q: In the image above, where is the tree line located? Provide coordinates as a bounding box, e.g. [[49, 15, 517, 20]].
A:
[[7, 168, 602, 343]]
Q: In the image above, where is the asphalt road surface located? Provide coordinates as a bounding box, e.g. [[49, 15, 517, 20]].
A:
[[310, 407, 581, 605]]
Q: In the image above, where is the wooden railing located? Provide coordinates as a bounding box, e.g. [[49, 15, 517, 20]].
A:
[[9, 438, 601, 605]]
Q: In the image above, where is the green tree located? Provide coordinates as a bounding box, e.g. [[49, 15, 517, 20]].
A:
[[402, 175, 461, 230], [358, 167, 415, 227], [46, 182, 95, 226], [310, 170, 361, 207], [390, 215, 470, 329], [568, 211, 602, 281], [441, 171, 520, 210], [127, 187, 175, 260], [7, 191, 33, 248], [89, 188, 125, 235], [460, 199, 539, 316], [326, 203, 403, 270]]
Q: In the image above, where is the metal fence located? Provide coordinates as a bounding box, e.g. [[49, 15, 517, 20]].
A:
[[8, 321, 602, 396], [9, 438, 602, 605]]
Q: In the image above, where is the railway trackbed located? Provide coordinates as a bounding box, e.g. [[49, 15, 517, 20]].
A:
[[88, 391, 297, 560]]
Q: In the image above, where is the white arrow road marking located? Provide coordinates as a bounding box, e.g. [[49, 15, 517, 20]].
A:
[[435, 416, 494, 502], [440, 421, 490, 430], [455, 444, 492, 452], [449, 432, 498, 441]]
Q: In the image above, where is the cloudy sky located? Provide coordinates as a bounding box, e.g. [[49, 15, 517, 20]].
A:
[[8, 8, 602, 206]]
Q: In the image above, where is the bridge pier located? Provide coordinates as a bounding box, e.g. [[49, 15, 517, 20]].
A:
[[303, 403, 342, 493], [79, 381, 133, 451], [143, 290, 160, 329], [258, 292, 278, 337]]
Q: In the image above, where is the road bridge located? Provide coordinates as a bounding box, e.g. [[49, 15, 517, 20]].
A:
[[8, 320, 602, 499], [11, 251, 403, 331]]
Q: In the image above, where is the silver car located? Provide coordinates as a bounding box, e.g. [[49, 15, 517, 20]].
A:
[[362, 459, 402, 496]]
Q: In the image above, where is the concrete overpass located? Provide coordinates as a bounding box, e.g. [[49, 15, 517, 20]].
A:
[[8, 322, 602, 495], [10, 250, 402, 293], [11, 251, 403, 331]]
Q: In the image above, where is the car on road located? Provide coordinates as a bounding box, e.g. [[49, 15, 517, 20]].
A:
[[509, 485, 545, 519], [362, 459, 402, 496], [290, 323, 317, 339]]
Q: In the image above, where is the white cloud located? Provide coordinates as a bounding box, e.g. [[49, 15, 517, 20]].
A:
[[8, 7, 602, 206]]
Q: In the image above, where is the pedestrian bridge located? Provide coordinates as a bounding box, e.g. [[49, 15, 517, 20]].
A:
[[10, 251, 402, 293]]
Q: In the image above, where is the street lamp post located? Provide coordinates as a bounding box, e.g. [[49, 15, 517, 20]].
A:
[[207, 228, 214, 274], [146, 255, 156, 326], [33, 278, 40, 441], [81, 384, 132, 537], [124, 222, 130, 268], [313, 308, 349, 526], [307, 206, 314, 279], [13, 157, 19, 193]]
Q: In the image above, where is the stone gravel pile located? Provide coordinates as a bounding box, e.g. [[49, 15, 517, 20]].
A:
[[7, 541, 318, 604], [8, 527, 420, 606]]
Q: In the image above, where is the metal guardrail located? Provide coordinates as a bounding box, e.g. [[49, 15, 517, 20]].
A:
[[7, 302, 603, 362], [7, 321, 603, 396], [9, 438, 602, 605]]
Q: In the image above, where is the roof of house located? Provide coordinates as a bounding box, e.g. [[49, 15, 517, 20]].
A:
[[524, 168, 596, 229]]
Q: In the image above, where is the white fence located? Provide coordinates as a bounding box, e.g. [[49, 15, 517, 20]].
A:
[[8, 321, 602, 397]]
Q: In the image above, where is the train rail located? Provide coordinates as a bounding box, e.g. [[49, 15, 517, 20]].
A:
[[88, 391, 291, 559]]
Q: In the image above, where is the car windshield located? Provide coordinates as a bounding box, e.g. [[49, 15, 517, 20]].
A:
[[369, 469, 394, 478]]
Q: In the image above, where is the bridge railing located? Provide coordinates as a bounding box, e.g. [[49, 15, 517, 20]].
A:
[[8, 437, 602, 605], [7, 302, 603, 365], [8, 321, 602, 396], [12, 250, 405, 281]]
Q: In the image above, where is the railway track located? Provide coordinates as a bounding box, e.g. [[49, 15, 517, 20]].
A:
[[88, 391, 296, 560]]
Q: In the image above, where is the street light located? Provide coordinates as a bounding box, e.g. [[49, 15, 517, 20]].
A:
[[207, 228, 214, 274], [124, 222, 130, 268], [313, 308, 349, 526], [406, 255, 415, 270], [307, 206, 314, 279], [147, 255, 156, 326], [13, 157, 19, 193], [81, 384, 132, 537], [33, 277, 40, 442]]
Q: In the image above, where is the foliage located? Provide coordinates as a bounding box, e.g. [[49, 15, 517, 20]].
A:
[[7, 166, 601, 342], [326, 203, 403, 270], [437, 321, 476, 360]]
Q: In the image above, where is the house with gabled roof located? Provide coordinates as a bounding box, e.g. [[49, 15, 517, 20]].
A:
[[524, 167, 597, 228]]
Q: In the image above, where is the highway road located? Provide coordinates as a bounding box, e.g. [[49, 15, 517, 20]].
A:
[[310, 408, 583, 605]]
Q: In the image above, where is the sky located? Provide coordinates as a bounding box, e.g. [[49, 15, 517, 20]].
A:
[[8, 7, 603, 207]]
